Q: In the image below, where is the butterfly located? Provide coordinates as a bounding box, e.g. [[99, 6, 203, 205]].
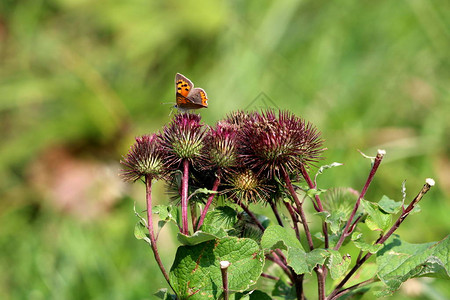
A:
[[175, 73, 208, 112]]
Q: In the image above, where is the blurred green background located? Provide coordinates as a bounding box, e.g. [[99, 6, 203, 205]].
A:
[[0, 0, 449, 299]]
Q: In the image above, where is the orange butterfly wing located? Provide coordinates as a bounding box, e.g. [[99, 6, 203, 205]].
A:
[[175, 73, 208, 110]]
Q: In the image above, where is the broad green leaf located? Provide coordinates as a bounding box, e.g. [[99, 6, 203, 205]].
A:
[[361, 199, 391, 232], [326, 250, 351, 280], [170, 237, 264, 300], [351, 232, 384, 254], [376, 235, 450, 294], [378, 196, 402, 214], [177, 231, 218, 246], [201, 206, 238, 230], [198, 225, 228, 238], [261, 225, 303, 251], [134, 220, 151, 245], [287, 248, 329, 275]]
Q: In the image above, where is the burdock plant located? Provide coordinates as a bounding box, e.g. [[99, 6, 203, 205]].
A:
[[121, 110, 446, 300]]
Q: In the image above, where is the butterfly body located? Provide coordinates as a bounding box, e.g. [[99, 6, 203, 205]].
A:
[[175, 73, 208, 112]]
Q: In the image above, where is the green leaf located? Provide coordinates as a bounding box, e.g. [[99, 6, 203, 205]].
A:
[[351, 232, 384, 254], [316, 210, 348, 235], [378, 195, 402, 214], [326, 250, 351, 280], [198, 225, 228, 238], [201, 206, 238, 230], [153, 205, 180, 223], [287, 248, 329, 275], [376, 235, 450, 294], [170, 237, 264, 300], [261, 225, 303, 252], [177, 231, 218, 246], [134, 220, 151, 245], [361, 199, 391, 232], [306, 188, 327, 198]]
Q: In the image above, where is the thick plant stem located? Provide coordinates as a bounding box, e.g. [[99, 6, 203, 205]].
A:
[[281, 166, 314, 250], [145, 176, 172, 290], [196, 175, 221, 230], [294, 274, 305, 300], [220, 261, 230, 300], [181, 159, 189, 235], [316, 267, 326, 300], [334, 150, 385, 251], [327, 179, 434, 300]]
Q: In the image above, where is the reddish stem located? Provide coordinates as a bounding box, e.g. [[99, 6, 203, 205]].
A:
[[270, 199, 284, 227], [283, 200, 301, 241], [181, 159, 190, 235], [334, 150, 385, 251], [145, 176, 172, 290], [196, 175, 221, 230], [281, 166, 314, 250], [327, 180, 434, 299]]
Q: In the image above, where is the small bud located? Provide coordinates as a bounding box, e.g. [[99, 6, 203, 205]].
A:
[[425, 178, 435, 186]]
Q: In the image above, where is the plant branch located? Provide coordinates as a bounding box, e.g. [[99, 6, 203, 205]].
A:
[[261, 273, 280, 281], [266, 253, 295, 282], [145, 176, 173, 291], [327, 179, 435, 299], [328, 278, 376, 300], [269, 199, 284, 227], [181, 159, 190, 235], [283, 200, 301, 241], [220, 261, 230, 300], [334, 150, 385, 251], [196, 175, 221, 230], [299, 163, 329, 249], [281, 166, 314, 251]]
